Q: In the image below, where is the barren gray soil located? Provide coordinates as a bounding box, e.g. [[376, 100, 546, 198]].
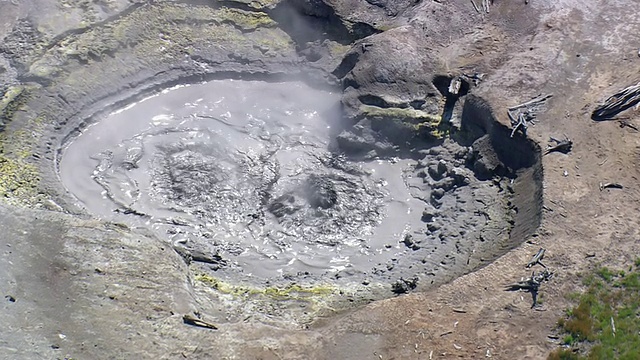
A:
[[0, 0, 639, 359]]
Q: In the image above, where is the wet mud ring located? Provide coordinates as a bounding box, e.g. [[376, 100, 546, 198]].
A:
[[1, 1, 543, 324]]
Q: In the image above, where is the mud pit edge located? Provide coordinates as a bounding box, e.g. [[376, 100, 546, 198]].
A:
[[0, 0, 549, 357], [4, 72, 544, 323]]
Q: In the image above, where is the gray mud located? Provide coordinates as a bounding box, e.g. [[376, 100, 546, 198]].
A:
[[60, 79, 512, 295]]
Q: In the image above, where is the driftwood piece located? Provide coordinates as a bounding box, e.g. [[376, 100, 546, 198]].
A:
[[510, 113, 529, 138], [592, 81, 640, 120], [544, 136, 572, 155], [470, 0, 481, 13], [482, 0, 492, 13], [508, 94, 553, 112], [619, 120, 639, 131], [526, 248, 546, 268], [114, 207, 148, 217], [461, 72, 485, 86], [599, 182, 623, 191], [508, 94, 553, 138], [173, 246, 227, 265], [183, 314, 218, 330], [611, 317, 616, 337], [506, 269, 553, 308]]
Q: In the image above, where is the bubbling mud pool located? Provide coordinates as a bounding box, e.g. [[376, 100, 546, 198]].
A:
[[59, 80, 512, 295]]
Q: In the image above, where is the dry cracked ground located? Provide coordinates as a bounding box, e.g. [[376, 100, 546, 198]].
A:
[[1, 0, 639, 359]]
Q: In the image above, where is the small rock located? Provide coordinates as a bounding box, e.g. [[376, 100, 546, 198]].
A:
[[428, 160, 449, 180], [421, 206, 437, 222], [427, 222, 441, 232], [431, 188, 445, 200], [430, 197, 443, 208], [427, 164, 443, 180], [448, 167, 470, 186], [433, 177, 456, 191], [416, 157, 430, 168], [402, 234, 420, 250], [391, 277, 419, 294], [437, 159, 448, 174], [453, 146, 470, 160]]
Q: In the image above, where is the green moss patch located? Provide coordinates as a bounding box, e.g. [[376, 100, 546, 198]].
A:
[[41, 2, 293, 80], [0, 86, 42, 206], [0, 156, 39, 204], [216, 7, 277, 30], [0, 86, 28, 124], [216, 0, 283, 10], [549, 263, 640, 359], [194, 273, 336, 301], [359, 104, 449, 139]]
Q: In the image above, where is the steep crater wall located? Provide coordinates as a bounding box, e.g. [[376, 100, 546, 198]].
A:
[[461, 94, 543, 250]]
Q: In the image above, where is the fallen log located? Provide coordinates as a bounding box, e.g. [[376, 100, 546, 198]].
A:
[[592, 81, 640, 120]]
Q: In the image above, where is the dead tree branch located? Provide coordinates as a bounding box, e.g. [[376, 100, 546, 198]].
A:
[[599, 182, 623, 191], [508, 94, 553, 138], [526, 248, 546, 268], [183, 314, 218, 330], [505, 269, 554, 308], [544, 136, 572, 155], [470, 0, 481, 13]]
